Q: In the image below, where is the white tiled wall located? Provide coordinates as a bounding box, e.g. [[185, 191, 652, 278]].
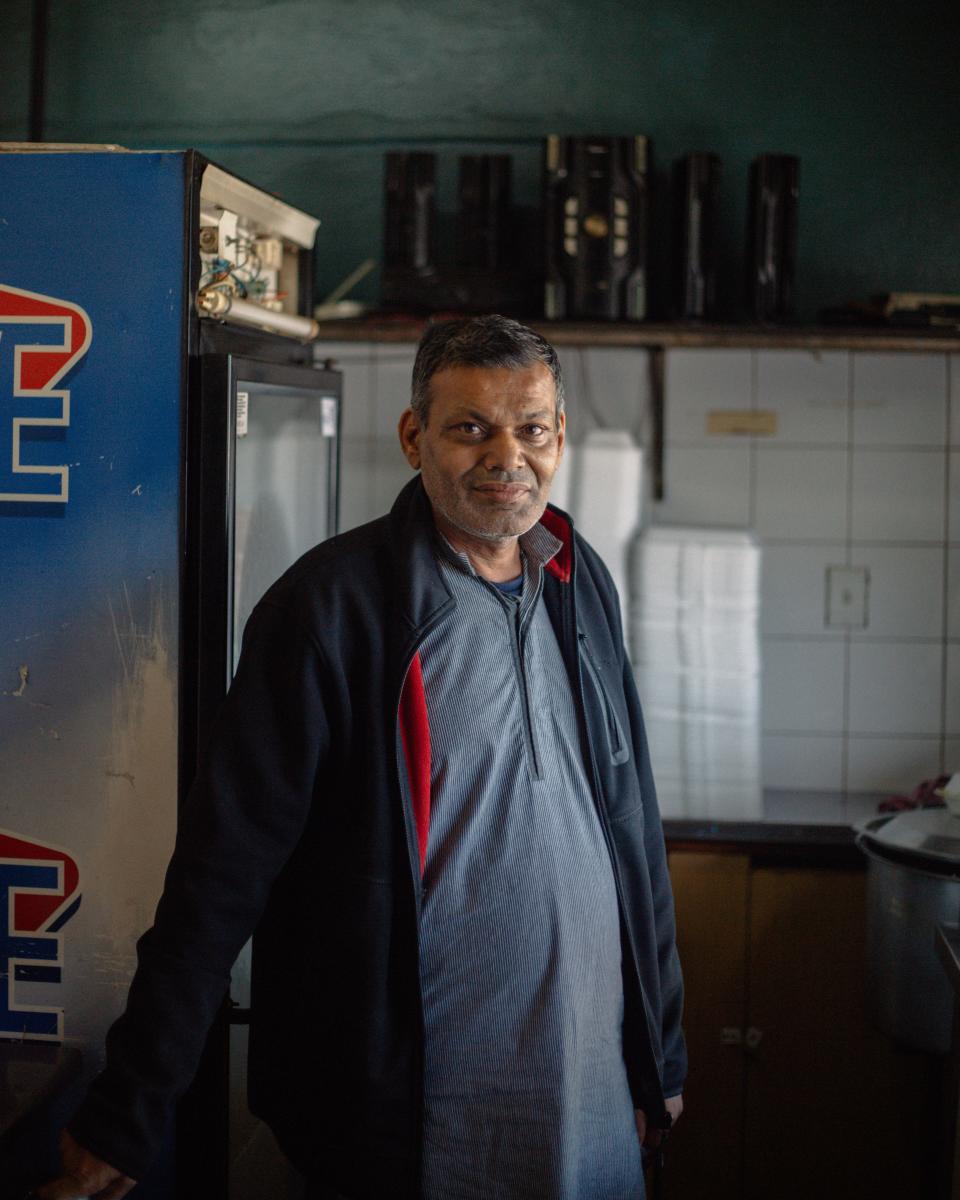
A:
[[649, 346, 956, 799], [754, 447, 848, 540], [318, 338, 957, 801]]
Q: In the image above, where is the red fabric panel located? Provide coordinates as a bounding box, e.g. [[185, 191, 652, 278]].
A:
[[540, 508, 573, 582], [398, 653, 432, 874]]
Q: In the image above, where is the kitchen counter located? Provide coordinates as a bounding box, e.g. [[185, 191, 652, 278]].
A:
[[664, 788, 885, 865]]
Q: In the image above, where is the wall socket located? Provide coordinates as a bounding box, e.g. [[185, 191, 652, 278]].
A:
[[825, 565, 869, 628]]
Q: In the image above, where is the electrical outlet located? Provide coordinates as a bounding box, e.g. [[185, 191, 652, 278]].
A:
[[825, 566, 869, 628]]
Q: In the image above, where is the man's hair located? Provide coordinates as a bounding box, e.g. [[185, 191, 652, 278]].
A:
[[410, 314, 564, 425]]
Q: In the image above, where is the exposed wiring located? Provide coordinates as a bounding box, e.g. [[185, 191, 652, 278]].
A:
[[199, 241, 265, 300]]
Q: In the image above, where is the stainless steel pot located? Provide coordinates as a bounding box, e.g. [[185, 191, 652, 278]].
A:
[[856, 809, 960, 1054]]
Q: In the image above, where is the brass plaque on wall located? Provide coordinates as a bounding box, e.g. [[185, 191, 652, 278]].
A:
[[706, 410, 778, 436]]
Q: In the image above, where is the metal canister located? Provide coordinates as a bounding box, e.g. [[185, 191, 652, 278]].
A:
[[856, 809, 960, 1054]]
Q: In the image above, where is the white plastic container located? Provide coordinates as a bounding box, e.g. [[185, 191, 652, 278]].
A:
[[631, 525, 763, 819]]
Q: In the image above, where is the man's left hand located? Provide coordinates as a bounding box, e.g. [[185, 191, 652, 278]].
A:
[[635, 1093, 684, 1150]]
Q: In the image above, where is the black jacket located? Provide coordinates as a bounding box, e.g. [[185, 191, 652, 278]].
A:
[[70, 477, 686, 1196]]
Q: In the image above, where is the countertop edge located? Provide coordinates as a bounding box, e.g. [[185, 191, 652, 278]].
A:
[[665, 818, 863, 866]]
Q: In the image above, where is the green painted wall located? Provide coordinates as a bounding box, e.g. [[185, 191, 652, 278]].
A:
[[2, 0, 958, 318]]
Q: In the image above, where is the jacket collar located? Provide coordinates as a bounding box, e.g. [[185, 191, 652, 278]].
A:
[[387, 476, 575, 630], [540, 506, 573, 583], [388, 477, 455, 634]]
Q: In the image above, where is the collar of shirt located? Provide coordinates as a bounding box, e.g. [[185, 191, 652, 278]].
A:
[[432, 519, 562, 579], [432, 518, 563, 617]]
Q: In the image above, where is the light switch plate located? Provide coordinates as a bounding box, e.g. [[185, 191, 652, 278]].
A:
[[825, 565, 869, 628]]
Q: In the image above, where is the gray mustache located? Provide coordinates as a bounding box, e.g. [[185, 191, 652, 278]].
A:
[[472, 473, 535, 485]]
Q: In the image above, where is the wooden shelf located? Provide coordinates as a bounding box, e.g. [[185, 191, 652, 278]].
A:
[[313, 316, 960, 352]]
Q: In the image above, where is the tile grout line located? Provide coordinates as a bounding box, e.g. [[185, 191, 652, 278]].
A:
[[941, 353, 952, 774], [841, 351, 855, 802], [748, 349, 758, 528], [764, 634, 951, 644], [765, 537, 946, 547]]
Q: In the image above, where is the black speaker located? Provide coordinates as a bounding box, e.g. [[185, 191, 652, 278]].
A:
[[745, 153, 799, 322], [673, 152, 721, 320], [457, 154, 512, 271], [544, 135, 652, 321], [383, 152, 436, 275], [381, 151, 538, 315]]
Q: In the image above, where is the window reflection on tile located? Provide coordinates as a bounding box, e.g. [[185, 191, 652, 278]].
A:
[[632, 527, 761, 819], [646, 715, 762, 820]]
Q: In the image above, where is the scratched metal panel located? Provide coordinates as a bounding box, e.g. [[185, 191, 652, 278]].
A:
[[0, 151, 185, 1075]]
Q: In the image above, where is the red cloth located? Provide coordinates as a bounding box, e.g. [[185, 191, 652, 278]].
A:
[[878, 774, 949, 813]]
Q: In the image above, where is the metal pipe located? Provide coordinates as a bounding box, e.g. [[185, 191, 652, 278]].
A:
[[196, 289, 320, 341]]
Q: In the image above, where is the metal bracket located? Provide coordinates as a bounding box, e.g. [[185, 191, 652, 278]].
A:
[[649, 345, 665, 501]]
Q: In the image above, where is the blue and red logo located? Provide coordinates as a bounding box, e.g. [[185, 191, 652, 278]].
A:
[[0, 283, 92, 504], [0, 829, 81, 1041]]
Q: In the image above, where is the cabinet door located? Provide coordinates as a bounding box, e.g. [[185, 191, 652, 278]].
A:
[[744, 867, 937, 1200], [664, 852, 750, 1200]]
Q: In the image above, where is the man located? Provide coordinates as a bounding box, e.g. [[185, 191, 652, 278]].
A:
[[40, 316, 685, 1200]]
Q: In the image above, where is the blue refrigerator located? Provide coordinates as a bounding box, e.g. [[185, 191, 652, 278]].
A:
[[0, 148, 341, 1198]]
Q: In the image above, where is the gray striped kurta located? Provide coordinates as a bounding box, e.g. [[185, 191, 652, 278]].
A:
[[417, 525, 644, 1200]]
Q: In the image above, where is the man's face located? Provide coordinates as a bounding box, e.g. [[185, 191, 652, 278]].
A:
[[398, 362, 565, 544]]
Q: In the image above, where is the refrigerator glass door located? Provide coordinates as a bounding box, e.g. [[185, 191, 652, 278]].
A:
[[194, 356, 339, 1200], [230, 369, 338, 1195], [232, 377, 338, 674]]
